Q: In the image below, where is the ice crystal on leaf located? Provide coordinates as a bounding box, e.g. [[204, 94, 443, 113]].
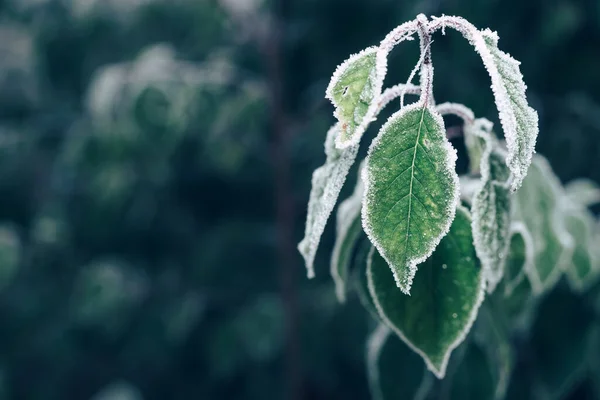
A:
[[298, 124, 359, 278], [362, 102, 459, 294]]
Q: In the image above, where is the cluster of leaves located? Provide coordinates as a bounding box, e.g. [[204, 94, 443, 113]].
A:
[[299, 14, 600, 399]]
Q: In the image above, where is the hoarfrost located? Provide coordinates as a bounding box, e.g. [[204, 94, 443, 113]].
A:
[[298, 124, 359, 278]]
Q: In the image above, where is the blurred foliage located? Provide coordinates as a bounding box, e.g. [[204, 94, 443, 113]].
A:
[[0, 0, 598, 399]]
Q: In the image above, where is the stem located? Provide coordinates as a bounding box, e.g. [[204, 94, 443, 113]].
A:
[[435, 102, 475, 124], [263, 3, 303, 399], [416, 15, 434, 106]]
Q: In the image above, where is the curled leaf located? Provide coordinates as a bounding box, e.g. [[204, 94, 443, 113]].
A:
[[326, 47, 384, 149], [298, 124, 359, 278], [466, 119, 512, 293]]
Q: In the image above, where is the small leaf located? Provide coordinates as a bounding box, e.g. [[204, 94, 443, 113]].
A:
[[367, 206, 485, 378], [363, 102, 459, 294], [564, 178, 600, 208], [331, 166, 365, 302], [467, 120, 512, 293], [326, 47, 385, 149], [366, 324, 433, 400], [502, 222, 534, 297], [469, 29, 539, 191], [512, 156, 574, 292], [298, 124, 359, 278], [562, 205, 598, 292]]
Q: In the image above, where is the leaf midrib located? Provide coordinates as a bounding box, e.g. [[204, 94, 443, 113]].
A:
[[402, 106, 428, 268]]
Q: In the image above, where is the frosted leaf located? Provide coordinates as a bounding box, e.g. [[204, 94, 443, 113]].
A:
[[503, 222, 535, 297], [466, 119, 512, 293], [330, 164, 365, 302], [362, 102, 459, 294], [430, 17, 539, 191], [366, 324, 433, 400], [512, 156, 574, 292], [564, 178, 600, 208], [367, 206, 485, 378], [561, 202, 599, 292], [298, 124, 359, 278], [326, 47, 384, 149]]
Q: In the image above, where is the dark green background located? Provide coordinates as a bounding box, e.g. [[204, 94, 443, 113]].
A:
[[0, 0, 598, 399]]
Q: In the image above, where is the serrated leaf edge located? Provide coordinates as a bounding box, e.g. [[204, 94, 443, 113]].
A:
[[361, 102, 460, 294]]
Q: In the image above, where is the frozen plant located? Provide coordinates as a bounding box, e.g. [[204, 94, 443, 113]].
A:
[[298, 14, 600, 399]]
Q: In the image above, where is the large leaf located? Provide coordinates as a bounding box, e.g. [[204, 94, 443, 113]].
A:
[[512, 156, 574, 292], [363, 102, 459, 294], [331, 166, 364, 302], [466, 27, 538, 191], [466, 120, 512, 293], [326, 47, 384, 149], [562, 205, 598, 292], [367, 206, 484, 378], [298, 124, 359, 278], [366, 324, 433, 400], [564, 178, 600, 208]]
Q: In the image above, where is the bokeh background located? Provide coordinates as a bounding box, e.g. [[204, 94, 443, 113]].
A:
[[0, 0, 599, 399]]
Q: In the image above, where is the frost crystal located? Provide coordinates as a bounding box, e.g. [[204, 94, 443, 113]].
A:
[[298, 124, 359, 278]]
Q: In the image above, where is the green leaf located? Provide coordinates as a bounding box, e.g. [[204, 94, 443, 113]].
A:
[[470, 29, 539, 192], [331, 166, 364, 302], [512, 156, 574, 292], [298, 124, 359, 278], [564, 178, 600, 208], [363, 102, 459, 294], [326, 47, 384, 149], [367, 206, 485, 378], [366, 324, 433, 400], [502, 223, 534, 297], [562, 206, 599, 292], [466, 120, 512, 293]]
